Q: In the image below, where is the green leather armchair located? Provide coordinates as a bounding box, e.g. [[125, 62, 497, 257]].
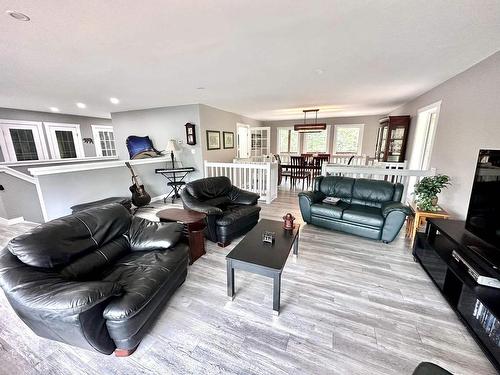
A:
[[298, 176, 411, 243]]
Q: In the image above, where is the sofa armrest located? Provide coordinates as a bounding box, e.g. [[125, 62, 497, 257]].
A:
[[381, 202, 411, 218], [298, 191, 326, 205], [128, 217, 183, 251], [0, 250, 121, 316], [180, 190, 223, 216], [298, 191, 326, 223], [228, 186, 260, 205]]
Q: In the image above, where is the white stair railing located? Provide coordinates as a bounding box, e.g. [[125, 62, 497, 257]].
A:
[[204, 161, 278, 204], [321, 164, 436, 202]]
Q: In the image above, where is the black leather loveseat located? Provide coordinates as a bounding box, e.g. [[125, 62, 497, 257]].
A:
[[299, 176, 410, 243], [0, 204, 189, 356], [180, 176, 261, 246]]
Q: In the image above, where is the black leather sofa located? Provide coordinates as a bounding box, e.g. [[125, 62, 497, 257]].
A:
[[0, 204, 189, 356], [180, 176, 261, 246], [299, 176, 410, 243]]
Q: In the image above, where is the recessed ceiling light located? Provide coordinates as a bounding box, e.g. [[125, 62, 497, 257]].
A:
[[196, 87, 206, 90], [49, 107, 59, 112], [76, 102, 86, 109], [315, 68, 325, 75], [6, 10, 30, 21], [109, 97, 120, 104]]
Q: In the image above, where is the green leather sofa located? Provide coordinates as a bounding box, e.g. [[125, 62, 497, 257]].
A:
[[298, 176, 411, 243]]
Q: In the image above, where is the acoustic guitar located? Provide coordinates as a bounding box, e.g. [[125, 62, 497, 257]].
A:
[[125, 162, 151, 207]]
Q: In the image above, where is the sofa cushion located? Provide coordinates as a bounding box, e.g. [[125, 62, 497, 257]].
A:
[[311, 201, 349, 220], [185, 176, 232, 201], [127, 217, 183, 251], [61, 236, 130, 280], [216, 205, 261, 227], [351, 179, 395, 207], [342, 204, 384, 228], [318, 176, 354, 201], [8, 204, 131, 268], [102, 243, 189, 320]]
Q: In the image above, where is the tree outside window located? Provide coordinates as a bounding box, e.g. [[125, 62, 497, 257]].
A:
[[277, 128, 299, 153], [334, 124, 364, 154], [303, 131, 327, 153]]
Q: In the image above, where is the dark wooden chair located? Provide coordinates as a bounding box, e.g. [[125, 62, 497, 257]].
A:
[[301, 153, 313, 165], [311, 156, 328, 180], [275, 154, 291, 185], [290, 156, 310, 190]]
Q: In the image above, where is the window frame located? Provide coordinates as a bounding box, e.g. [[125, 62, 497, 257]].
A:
[[333, 124, 364, 155], [44, 122, 85, 159], [91, 125, 117, 157], [276, 127, 299, 154], [0, 119, 49, 162], [302, 128, 329, 154]]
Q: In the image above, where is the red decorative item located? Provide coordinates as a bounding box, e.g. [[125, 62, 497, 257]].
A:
[[283, 213, 295, 230]]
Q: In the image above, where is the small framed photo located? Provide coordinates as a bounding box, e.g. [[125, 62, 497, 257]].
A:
[[206, 130, 220, 150], [223, 131, 234, 149]]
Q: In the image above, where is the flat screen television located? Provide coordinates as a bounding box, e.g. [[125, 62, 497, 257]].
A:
[[466, 149, 500, 250]]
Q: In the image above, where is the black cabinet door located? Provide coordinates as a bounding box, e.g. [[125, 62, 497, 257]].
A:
[[415, 234, 448, 290]]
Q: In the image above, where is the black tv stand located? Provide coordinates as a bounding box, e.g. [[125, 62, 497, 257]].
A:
[[414, 219, 500, 372]]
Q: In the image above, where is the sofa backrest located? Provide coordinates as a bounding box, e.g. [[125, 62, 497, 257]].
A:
[[317, 176, 403, 207], [8, 203, 131, 269], [185, 176, 233, 201]]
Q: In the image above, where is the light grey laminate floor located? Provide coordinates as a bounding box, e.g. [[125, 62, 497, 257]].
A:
[[0, 189, 496, 375]]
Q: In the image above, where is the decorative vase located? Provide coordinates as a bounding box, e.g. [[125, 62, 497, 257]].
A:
[[283, 213, 295, 230]]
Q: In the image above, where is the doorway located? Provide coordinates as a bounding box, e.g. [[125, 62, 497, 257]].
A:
[[237, 123, 250, 158], [410, 101, 441, 170], [407, 101, 441, 197]]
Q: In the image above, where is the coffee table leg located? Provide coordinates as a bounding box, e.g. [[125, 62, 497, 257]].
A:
[[227, 259, 235, 300], [293, 234, 299, 256], [273, 273, 281, 316]]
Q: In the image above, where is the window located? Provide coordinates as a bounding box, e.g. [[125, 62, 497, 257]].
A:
[[92, 125, 117, 157], [277, 127, 299, 154], [333, 124, 364, 154], [0, 120, 49, 162], [45, 123, 84, 159], [303, 130, 328, 153]]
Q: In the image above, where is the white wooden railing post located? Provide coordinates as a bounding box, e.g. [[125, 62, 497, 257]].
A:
[[203, 161, 277, 204]]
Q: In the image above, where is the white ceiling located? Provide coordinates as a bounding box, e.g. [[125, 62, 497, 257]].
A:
[[1, 1, 500, 121]]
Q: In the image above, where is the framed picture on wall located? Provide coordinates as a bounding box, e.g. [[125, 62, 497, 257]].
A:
[[206, 130, 221, 150], [185, 123, 196, 145], [223, 131, 234, 149]]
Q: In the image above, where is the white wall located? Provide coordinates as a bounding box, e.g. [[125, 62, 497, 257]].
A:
[[265, 115, 381, 156], [199, 104, 262, 162], [111, 104, 204, 180], [390, 51, 500, 219], [0, 107, 111, 160]]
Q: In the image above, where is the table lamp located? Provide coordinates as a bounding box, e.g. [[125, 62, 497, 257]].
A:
[[165, 139, 179, 168]]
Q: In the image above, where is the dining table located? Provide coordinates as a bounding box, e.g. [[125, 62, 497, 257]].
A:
[[278, 164, 323, 187]]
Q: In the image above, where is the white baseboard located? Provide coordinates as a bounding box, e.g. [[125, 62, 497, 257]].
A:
[[0, 216, 25, 226]]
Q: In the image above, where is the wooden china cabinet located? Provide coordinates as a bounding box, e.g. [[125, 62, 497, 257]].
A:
[[375, 115, 411, 162]]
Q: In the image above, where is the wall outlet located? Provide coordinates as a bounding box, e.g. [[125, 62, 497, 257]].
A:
[[191, 149, 196, 154]]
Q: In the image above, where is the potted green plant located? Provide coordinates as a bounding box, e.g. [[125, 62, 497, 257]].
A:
[[413, 174, 451, 211]]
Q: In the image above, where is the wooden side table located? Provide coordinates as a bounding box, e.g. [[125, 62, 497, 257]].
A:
[[405, 200, 450, 247], [156, 208, 207, 264]]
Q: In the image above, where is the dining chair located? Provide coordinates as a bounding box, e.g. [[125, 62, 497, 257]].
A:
[[290, 156, 310, 190]]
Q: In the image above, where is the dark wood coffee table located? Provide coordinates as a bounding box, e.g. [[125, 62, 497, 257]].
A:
[[226, 219, 300, 315], [156, 208, 207, 264]]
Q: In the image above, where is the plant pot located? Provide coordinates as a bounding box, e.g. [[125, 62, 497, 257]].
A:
[[431, 196, 438, 207]]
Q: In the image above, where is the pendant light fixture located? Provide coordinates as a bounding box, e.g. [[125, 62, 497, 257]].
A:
[[294, 109, 327, 133]]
